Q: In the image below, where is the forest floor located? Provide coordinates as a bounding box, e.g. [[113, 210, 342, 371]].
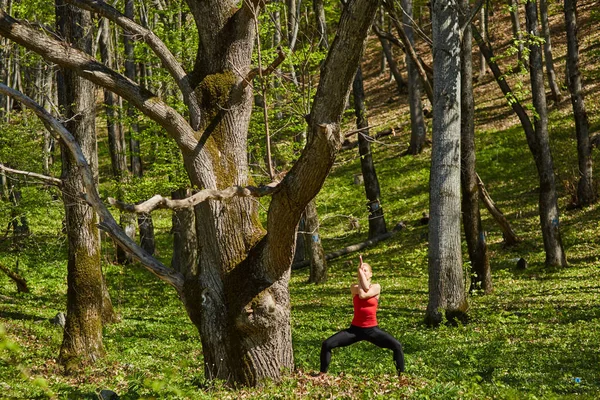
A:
[[2, 0, 600, 399]]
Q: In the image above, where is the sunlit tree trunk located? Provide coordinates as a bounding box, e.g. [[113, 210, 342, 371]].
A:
[[525, 0, 567, 267], [426, 0, 468, 326], [56, 0, 105, 370]]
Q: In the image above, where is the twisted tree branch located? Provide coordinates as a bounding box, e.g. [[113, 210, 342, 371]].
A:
[[0, 83, 185, 294], [108, 182, 280, 213]]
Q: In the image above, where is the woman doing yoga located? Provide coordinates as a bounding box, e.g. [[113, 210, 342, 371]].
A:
[[320, 255, 405, 375]]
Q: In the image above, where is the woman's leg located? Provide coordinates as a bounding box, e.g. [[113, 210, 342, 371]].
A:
[[320, 328, 360, 373], [364, 327, 405, 373]]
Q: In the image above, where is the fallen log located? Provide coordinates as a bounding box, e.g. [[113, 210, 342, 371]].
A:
[[292, 227, 400, 270], [0, 262, 29, 293], [476, 173, 520, 246]]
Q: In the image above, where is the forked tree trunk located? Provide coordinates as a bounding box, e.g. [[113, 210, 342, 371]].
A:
[[55, 1, 105, 370], [403, 0, 426, 155], [0, 0, 378, 386], [525, 0, 567, 267], [426, 0, 468, 326], [564, 0, 594, 205], [460, 0, 491, 294], [377, 30, 407, 94], [353, 65, 387, 238], [306, 199, 327, 283], [539, 0, 562, 104]]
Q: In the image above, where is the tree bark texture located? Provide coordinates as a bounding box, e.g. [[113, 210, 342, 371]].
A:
[[525, 1, 567, 267], [539, 0, 562, 104], [353, 66, 387, 238], [426, 0, 468, 326], [0, 0, 379, 386], [305, 200, 327, 283], [564, 0, 595, 206], [55, 0, 105, 370], [403, 0, 426, 155], [478, 5, 488, 80], [460, 0, 491, 294]]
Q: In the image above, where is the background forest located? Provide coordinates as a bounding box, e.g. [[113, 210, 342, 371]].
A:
[[1, 0, 600, 398]]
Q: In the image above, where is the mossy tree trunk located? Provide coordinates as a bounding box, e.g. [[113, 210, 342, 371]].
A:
[[55, 1, 106, 370], [426, 0, 468, 327], [0, 0, 379, 386]]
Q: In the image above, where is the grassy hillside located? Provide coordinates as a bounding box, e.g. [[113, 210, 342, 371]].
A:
[[2, 1, 600, 398]]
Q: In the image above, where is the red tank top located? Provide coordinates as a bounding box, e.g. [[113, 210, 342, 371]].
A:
[[351, 295, 378, 328]]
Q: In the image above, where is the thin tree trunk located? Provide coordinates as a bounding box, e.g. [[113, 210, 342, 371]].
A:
[[353, 66, 387, 238], [0, 262, 29, 293], [376, 28, 407, 95], [170, 188, 198, 277], [478, 5, 488, 80], [403, 0, 426, 155], [313, 0, 328, 50], [460, 0, 491, 294], [56, 0, 105, 370], [509, 0, 524, 63], [378, 7, 386, 76], [306, 199, 327, 283], [565, 0, 594, 205], [426, 0, 468, 326], [385, 2, 434, 103], [525, 0, 567, 267], [539, 0, 562, 104]]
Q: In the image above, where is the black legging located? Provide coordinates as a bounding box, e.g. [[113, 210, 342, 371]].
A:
[[320, 325, 405, 373]]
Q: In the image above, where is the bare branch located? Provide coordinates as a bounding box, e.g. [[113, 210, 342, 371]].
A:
[[0, 9, 198, 155], [0, 163, 62, 186], [242, 48, 286, 90], [372, 25, 404, 49], [66, 0, 202, 130], [108, 182, 280, 214], [0, 83, 185, 294]]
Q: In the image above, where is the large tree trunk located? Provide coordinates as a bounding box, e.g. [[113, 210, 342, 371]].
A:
[[403, 0, 426, 155], [55, 1, 105, 370], [539, 0, 562, 104], [0, 0, 378, 386], [306, 199, 327, 283], [426, 0, 468, 327], [525, 0, 567, 267], [564, 0, 594, 206], [353, 65, 387, 238], [460, 0, 491, 294]]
